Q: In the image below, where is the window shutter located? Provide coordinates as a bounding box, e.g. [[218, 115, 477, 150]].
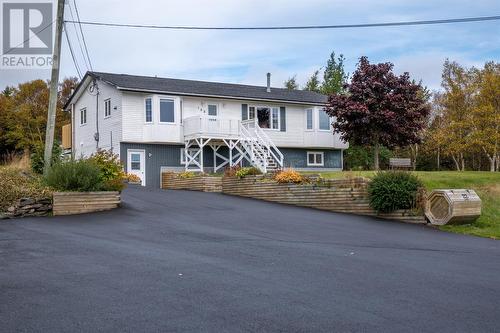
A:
[[242, 104, 248, 121], [280, 106, 286, 132]]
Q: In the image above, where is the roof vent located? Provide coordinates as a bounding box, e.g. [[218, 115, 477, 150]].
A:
[[266, 73, 271, 93]]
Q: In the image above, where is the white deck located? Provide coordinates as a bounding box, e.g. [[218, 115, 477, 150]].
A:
[[183, 115, 241, 140], [182, 116, 284, 174]]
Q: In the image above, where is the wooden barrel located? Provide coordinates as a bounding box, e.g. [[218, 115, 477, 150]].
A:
[[425, 189, 481, 225]]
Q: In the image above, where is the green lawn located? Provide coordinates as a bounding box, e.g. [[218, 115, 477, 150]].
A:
[[305, 171, 500, 239]]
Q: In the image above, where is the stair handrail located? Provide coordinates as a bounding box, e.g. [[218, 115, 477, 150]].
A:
[[239, 123, 267, 172], [253, 124, 284, 168]]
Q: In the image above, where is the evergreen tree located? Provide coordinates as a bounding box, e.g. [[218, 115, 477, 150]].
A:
[[283, 75, 299, 90], [304, 70, 321, 93], [322, 52, 348, 95]]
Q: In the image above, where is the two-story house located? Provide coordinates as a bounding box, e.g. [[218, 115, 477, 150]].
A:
[[64, 72, 348, 187]]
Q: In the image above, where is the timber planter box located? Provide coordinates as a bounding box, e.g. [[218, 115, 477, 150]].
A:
[[53, 191, 121, 216], [161, 173, 222, 192], [222, 175, 426, 224]]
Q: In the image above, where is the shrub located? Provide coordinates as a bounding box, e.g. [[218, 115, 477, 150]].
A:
[[31, 141, 62, 174], [368, 171, 423, 213], [178, 171, 197, 179], [235, 167, 262, 179], [124, 173, 141, 183], [224, 165, 241, 177], [44, 159, 103, 192], [0, 167, 52, 211], [274, 169, 305, 184], [101, 178, 126, 192], [88, 149, 124, 182]]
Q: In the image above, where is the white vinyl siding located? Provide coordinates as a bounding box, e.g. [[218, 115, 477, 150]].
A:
[[73, 79, 122, 158]]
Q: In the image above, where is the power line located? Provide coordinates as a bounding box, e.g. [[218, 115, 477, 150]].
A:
[[0, 20, 55, 56], [64, 15, 500, 30], [63, 23, 83, 78], [66, 0, 90, 70], [72, 0, 93, 70]]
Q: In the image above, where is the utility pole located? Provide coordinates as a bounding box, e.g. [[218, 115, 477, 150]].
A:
[[43, 0, 65, 175]]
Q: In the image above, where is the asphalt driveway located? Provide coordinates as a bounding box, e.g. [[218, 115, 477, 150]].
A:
[[1, 186, 499, 332]]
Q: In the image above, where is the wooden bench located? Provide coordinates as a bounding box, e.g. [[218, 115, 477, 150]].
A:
[[389, 158, 412, 170]]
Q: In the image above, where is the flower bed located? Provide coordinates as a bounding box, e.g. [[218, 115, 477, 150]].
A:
[[221, 175, 426, 224], [45, 150, 125, 216]]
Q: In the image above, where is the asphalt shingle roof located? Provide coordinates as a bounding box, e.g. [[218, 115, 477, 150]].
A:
[[89, 71, 327, 105]]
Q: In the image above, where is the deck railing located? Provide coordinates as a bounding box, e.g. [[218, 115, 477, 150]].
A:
[[183, 115, 240, 139], [241, 120, 284, 168]]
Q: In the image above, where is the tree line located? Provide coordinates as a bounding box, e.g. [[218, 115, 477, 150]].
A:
[[1, 55, 498, 172], [284, 52, 499, 171], [0, 78, 78, 162]]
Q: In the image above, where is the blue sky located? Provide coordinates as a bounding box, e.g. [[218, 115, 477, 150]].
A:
[[1, 0, 499, 91]]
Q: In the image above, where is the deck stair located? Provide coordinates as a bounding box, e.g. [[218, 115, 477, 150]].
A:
[[182, 116, 283, 173], [240, 121, 283, 173]]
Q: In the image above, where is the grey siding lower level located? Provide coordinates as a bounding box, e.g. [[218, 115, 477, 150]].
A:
[[121, 142, 343, 188], [281, 148, 342, 169]]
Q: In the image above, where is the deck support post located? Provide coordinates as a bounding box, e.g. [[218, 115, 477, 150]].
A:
[[185, 138, 210, 172]]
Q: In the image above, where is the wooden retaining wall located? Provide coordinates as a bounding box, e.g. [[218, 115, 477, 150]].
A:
[[222, 176, 426, 224], [161, 173, 223, 192], [53, 192, 121, 216]]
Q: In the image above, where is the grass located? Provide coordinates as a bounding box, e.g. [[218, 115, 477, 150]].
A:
[[0, 166, 52, 211], [304, 171, 500, 239]]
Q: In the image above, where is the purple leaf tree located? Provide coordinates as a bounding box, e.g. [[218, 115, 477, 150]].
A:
[[325, 56, 430, 170]]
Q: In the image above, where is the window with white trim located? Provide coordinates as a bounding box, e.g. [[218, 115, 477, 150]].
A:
[[307, 151, 324, 166], [80, 108, 87, 125], [306, 109, 313, 130], [145, 98, 152, 123], [104, 99, 111, 117], [319, 110, 331, 130], [248, 106, 255, 120], [180, 148, 200, 164], [160, 98, 175, 123], [208, 104, 217, 116], [130, 153, 141, 170], [256, 106, 280, 130]]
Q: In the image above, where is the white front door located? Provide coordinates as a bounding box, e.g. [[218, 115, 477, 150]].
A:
[[127, 150, 146, 186]]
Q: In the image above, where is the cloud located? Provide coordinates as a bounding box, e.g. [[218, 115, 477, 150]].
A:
[[1, 0, 498, 90]]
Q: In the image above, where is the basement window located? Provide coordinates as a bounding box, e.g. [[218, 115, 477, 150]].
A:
[[307, 152, 324, 166]]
